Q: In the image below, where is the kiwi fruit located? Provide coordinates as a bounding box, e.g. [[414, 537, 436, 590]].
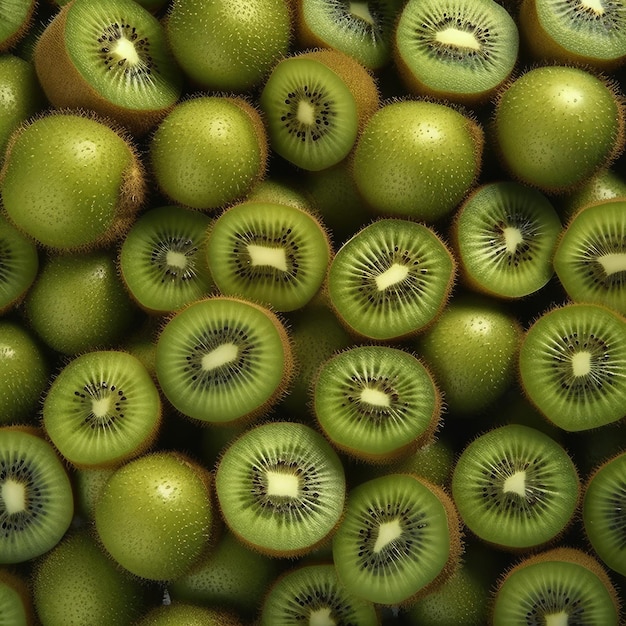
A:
[[452, 181, 562, 299], [118, 204, 214, 315], [518, 302, 626, 431], [553, 199, 626, 316], [259, 562, 380, 625], [0, 0, 36, 52], [351, 98, 484, 222], [492, 64, 626, 193], [0, 109, 145, 251], [259, 48, 378, 171], [559, 167, 626, 220], [0, 214, 38, 314], [332, 472, 462, 607], [42, 350, 162, 468], [452, 424, 580, 550], [0, 568, 34, 626], [491, 547, 622, 625], [312, 345, 441, 463], [519, 0, 626, 70], [394, 0, 520, 105], [33, 0, 183, 135], [95, 450, 214, 581], [134, 603, 243, 626], [23, 250, 138, 355], [296, 0, 402, 70], [32, 528, 148, 625], [206, 200, 332, 312], [0, 321, 49, 426], [214, 421, 346, 557], [582, 450, 626, 576], [0, 426, 74, 565], [149, 95, 268, 211], [155, 296, 293, 424], [326, 218, 456, 341]]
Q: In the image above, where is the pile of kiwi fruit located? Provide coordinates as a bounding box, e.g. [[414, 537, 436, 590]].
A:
[[1, 0, 626, 624]]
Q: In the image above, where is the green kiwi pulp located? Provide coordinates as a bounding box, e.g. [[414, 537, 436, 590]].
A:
[[0, 0, 35, 52], [214, 421, 346, 557], [42, 350, 162, 468], [332, 473, 462, 606], [519, 302, 626, 431], [451, 424, 580, 550], [206, 200, 331, 312], [259, 53, 360, 171], [553, 199, 626, 316], [492, 64, 626, 193], [0, 427, 74, 565], [259, 563, 380, 626], [33, 0, 183, 135], [326, 218, 456, 341], [0, 110, 145, 251], [155, 296, 293, 424], [95, 451, 214, 581], [394, 0, 519, 105], [0, 214, 38, 314], [519, 0, 626, 70], [452, 181, 562, 299], [351, 99, 484, 222], [582, 450, 626, 576], [119, 204, 214, 314], [491, 547, 622, 625], [296, 0, 402, 70], [313, 345, 441, 462]]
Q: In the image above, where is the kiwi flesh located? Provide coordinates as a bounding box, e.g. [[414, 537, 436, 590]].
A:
[[519, 302, 626, 431], [33, 0, 183, 135], [155, 296, 294, 424], [451, 424, 580, 550], [0, 426, 74, 565], [394, 0, 519, 105], [326, 218, 456, 341], [214, 421, 346, 557], [553, 199, 626, 316], [0, 0, 36, 52]]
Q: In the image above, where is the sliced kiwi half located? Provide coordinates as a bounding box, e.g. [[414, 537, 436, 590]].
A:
[[519, 0, 626, 70], [553, 199, 626, 316], [312, 345, 441, 463], [394, 0, 519, 105], [452, 181, 562, 299], [0, 0, 36, 52], [119, 204, 214, 315], [0, 426, 74, 565], [332, 472, 462, 606], [155, 296, 293, 424], [519, 302, 626, 431], [491, 547, 622, 625], [326, 218, 456, 341], [296, 0, 402, 70], [451, 424, 580, 550], [206, 200, 331, 312], [33, 0, 183, 135], [42, 350, 162, 468], [259, 563, 380, 625], [582, 450, 626, 577], [214, 421, 346, 557]]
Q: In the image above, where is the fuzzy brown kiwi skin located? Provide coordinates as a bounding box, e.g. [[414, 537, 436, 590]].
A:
[[33, 2, 179, 136], [0, 0, 37, 53]]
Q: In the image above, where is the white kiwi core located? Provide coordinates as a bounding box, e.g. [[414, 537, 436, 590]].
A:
[[1, 479, 27, 515], [91, 396, 113, 418], [435, 28, 481, 51], [166, 250, 189, 270], [571, 351, 592, 377], [375, 263, 409, 290], [266, 470, 300, 498], [202, 343, 239, 371], [247, 244, 288, 271], [297, 100, 317, 126], [373, 518, 403, 553], [545, 611, 569, 626], [309, 608, 336, 626], [111, 37, 141, 66], [503, 470, 527, 497], [360, 387, 390, 407], [349, 1, 375, 25], [580, 0, 605, 14], [503, 226, 524, 254], [598, 252, 626, 277]]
